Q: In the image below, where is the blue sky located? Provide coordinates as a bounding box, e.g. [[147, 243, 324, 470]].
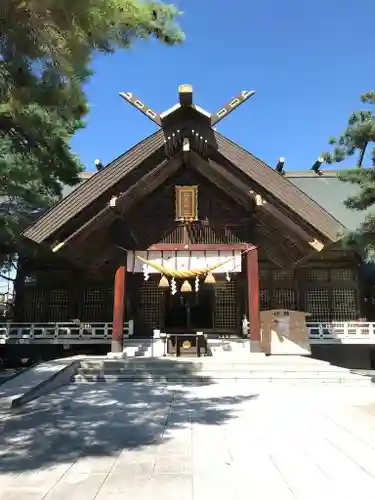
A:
[[70, 0, 375, 173]]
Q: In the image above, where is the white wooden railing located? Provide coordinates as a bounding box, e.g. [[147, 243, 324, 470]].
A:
[[306, 322, 375, 344], [0, 321, 133, 345], [1, 321, 375, 345]]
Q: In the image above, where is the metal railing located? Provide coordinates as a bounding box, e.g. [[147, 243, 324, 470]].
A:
[[0, 321, 133, 345]]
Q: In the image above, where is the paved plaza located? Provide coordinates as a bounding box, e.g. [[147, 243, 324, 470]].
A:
[[2, 379, 375, 499]]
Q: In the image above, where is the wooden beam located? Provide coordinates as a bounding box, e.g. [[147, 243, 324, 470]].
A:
[[213, 131, 343, 243], [254, 227, 295, 268], [188, 154, 253, 210], [119, 92, 161, 126], [257, 214, 305, 262], [209, 154, 322, 245], [112, 264, 126, 353], [257, 216, 303, 259], [211, 90, 256, 126], [148, 243, 255, 251], [116, 156, 181, 216], [51, 210, 115, 254], [247, 247, 261, 343], [190, 152, 316, 251], [51, 156, 182, 253], [209, 158, 316, 247]]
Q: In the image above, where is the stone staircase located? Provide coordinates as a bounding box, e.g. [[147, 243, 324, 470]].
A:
[[120, 336, 260, 359], [74, 355, 374, 385], [206, 337, 256, 357], [120, 338, 155, 357]]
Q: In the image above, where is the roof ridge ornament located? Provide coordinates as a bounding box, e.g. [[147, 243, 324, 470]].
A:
[[210, 90, 256, 126], [178, 84, 193, 106], [119, 85, 256, 129], [119, 91, 161, 126]]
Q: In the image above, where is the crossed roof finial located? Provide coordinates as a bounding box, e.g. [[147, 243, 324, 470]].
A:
[[119, 85, 256, 128]]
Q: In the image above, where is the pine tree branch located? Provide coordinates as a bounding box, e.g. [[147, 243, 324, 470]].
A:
[[357, 143, 368, 167]]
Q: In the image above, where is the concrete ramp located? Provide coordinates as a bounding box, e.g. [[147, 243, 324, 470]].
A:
[[0, 356, 82, 409]]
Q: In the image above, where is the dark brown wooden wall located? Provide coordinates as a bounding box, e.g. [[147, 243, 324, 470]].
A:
[[14, 168, 363, 325], [116, 167, 253, 249], [16, 254, 362, 324]]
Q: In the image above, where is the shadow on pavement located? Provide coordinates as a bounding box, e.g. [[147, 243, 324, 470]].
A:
[[0, 358, 258, 474]]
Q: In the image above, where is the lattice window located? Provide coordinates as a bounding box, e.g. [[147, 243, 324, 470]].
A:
[[332, 288, 357, 321], [48, 289, 70, 321], [23, 287, 44, 322], [307, 269, 329, 282], [214, 279, 237, 330], [272, 270, 294, 281], [105, 289, 114, 321], [139, 277, 162, 333], [81, 288, 113, 322], [260, 288, 270, 310], [273, 288, 296, 310], [331, 269, 355, 282], [306, 288, 330, 321]]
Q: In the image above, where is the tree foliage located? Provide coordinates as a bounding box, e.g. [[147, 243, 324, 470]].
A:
[[323, 91, 375, 259], [0, 0, 184, 264], [323, 91, 375, 168]]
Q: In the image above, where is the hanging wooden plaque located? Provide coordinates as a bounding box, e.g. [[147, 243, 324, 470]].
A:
[[175, 186, 198, 221]]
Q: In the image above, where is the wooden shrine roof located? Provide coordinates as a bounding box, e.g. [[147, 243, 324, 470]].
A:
[[24, 130, 165, 244], [22, 86, 347, 268]]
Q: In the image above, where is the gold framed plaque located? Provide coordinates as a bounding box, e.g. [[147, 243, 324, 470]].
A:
[[175, 186, 198, 221]]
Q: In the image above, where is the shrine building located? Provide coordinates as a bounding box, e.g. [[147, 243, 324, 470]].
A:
[[14, 85, 365, 355]]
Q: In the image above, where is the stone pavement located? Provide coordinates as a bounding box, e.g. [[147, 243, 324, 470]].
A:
[[2, 380, 375, 499], [0, 370, 17, 386]]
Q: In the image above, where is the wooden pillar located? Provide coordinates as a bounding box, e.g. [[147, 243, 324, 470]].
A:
[[13, 255, 27, 321], [112, 264, 126, 353], [246, 247, 261, 346]]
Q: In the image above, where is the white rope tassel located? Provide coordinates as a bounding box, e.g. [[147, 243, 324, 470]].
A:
[[226, 271, 231, 282], [143, 264, 150, 281], [195, 276, 199, 292], [171, 277, 177, 295]]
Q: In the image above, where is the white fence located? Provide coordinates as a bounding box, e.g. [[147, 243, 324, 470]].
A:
[[307, 322, 375, 344], [1, 321, 375, 345], [0, 321, 132, 345]]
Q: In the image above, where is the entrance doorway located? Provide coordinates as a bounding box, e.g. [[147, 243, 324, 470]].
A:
[[163, 289, 214, 332]]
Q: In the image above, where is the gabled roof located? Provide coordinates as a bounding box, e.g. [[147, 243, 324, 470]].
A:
[[23, 129, 345, 245], [60, 170, 367, 234], [287, 171, 369, 232], [213, 132, 344, 242], [24, 130, 165, 244], [23, 85, 348, 268]]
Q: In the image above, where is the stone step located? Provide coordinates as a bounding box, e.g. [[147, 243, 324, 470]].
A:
[[76, 367, 370, 385], [77, 365, 356, 376], [79, 363, 367, 377], [77, 365, 368, 377], [74, 372, 370, 384], [102, 354, 333, 364], [75, 354, 373, 385], [79, 358, 349, 373], [120, 339, 155, 358], [76, 373, 368, 384]]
